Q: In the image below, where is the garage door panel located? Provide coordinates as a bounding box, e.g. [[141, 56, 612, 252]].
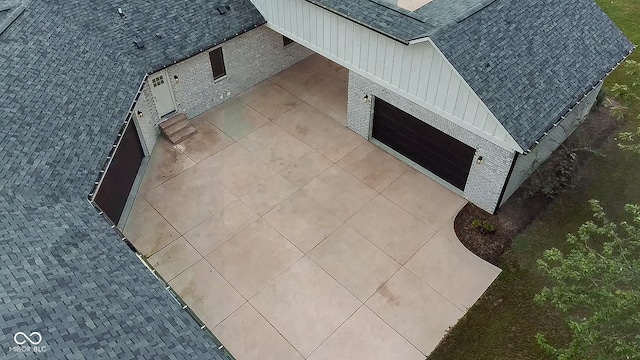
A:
[[95, 121, 145, 224], [372, 99, 474, 190]]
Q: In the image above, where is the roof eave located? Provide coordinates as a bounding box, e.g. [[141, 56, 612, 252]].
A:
[[523, 46, 636, 155], [408, 36, 430, 45]]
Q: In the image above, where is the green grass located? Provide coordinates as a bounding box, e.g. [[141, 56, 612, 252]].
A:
[[427, 2, 640, 359], [598, 0, 640, 89]]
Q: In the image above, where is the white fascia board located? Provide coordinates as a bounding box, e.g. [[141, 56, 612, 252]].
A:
[[408, 36, 430, 45]]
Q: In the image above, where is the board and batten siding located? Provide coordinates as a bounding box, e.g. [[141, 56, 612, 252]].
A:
[[251, 0, 522, 152]]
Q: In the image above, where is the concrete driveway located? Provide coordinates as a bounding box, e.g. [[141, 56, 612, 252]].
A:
[[124, 54, 500, 360]]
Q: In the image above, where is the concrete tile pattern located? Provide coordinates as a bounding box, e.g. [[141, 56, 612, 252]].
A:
[[366, 268, 464, 355], [240, 174, 297, 216], [308, 307, 424, 360], [215, 303, 304, 360], [144, 166, 236, 234], [206, 220, 303, 298], [303, 165, 376, 221], [309, 224, 400, 301], [148, 237, 202, 281], [251, 258, 360, 357], [312, 125, 364, 162], [205, 99, 269, 140], [264, 191, 342, 253], [138, 137, 195, 194], [169, 259, 245, 329], [338, 141, 409, 192], [383, 169, 467, 230], [405, 234, 501, 310], [274, 103, 344, 148], [397, 0, 434, 11], [239, 122, 311, 172], [270, 57, 339, 101], [279, 150, 333, 188], [175, 119, 233, 163], [183, 201, 258, 256], [348, 195, 435, 264], [124, 196, 180, 256], [131, 55, 500, 360], [306, 78, 348, 125], [198, 143, 276, 197], [238, 80, 302, 120]]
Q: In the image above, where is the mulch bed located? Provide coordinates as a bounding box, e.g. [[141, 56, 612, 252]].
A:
[[454, 103, 620, 265]]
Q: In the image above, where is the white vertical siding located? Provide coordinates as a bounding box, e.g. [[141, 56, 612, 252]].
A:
[[251, 0, 522, 152]]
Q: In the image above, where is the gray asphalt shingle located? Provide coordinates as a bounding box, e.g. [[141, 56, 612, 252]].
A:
[[0, 0, 635, 355], [306, 0, 634, 150], [431, 0, 635, 150], [0, 0, 263, 358]]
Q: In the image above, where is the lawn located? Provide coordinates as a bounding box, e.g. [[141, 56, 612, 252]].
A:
[[427, 1, 640, 359]]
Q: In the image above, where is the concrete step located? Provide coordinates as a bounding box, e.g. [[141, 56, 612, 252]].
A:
[[167, 126, 198, 144], [159, 113, 187, 133], [163, 118, 189, 137]]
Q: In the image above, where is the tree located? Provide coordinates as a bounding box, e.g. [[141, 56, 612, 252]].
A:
[[535, 200, 640, 359]]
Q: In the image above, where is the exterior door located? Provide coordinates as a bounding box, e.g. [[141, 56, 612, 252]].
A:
[[95, 121, 145, 224], [149, 71, 176, 117], [372, 98, 475, 190]]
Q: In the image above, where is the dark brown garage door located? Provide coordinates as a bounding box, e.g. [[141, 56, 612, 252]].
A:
[[95, 121, 144, 224], [372, 98, 475, 190]]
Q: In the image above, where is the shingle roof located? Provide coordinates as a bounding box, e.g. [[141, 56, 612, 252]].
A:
[[0, 0, 264, 357], [0, 193, 227, 359], [305, 0, 488, 43], [430, 0, 635, 150], [306, 0, 634, 151]]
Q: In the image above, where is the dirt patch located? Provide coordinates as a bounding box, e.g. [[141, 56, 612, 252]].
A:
[[454, 104, 621, 265]]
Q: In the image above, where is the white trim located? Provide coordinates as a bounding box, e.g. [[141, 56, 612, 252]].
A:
[[132, 112, 151, 157], [213, 74, 228, 84], [149, 70, 177, 118], [408, 37, 429, 45]]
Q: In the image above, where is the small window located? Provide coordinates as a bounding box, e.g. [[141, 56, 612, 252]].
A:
[[283, 36, 294, 47], [151, 76, 165, 87], [209, 47, 226, 81]]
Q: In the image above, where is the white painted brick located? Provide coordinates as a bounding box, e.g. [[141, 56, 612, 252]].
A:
[[134, 25, 312, 152]]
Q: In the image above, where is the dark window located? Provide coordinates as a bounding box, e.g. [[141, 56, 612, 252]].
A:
[[209, 47, 226, 80], [283, 36, 294, 47]]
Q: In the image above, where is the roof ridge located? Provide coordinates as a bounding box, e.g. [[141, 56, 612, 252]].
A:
[[0, 0, 30, 35], [454, 0, 498, 22], [366, 0, 427, 22], [0, 0, 20, 12]]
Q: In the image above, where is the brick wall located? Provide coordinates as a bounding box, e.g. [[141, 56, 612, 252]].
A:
[[347, 71, 514, 213], [133, 83, 160, 155], [134, 25, 312, 153]]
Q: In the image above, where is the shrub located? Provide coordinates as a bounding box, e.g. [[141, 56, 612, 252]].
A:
[[471, 219, 496, 235], [526, 148, 578, 198]]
